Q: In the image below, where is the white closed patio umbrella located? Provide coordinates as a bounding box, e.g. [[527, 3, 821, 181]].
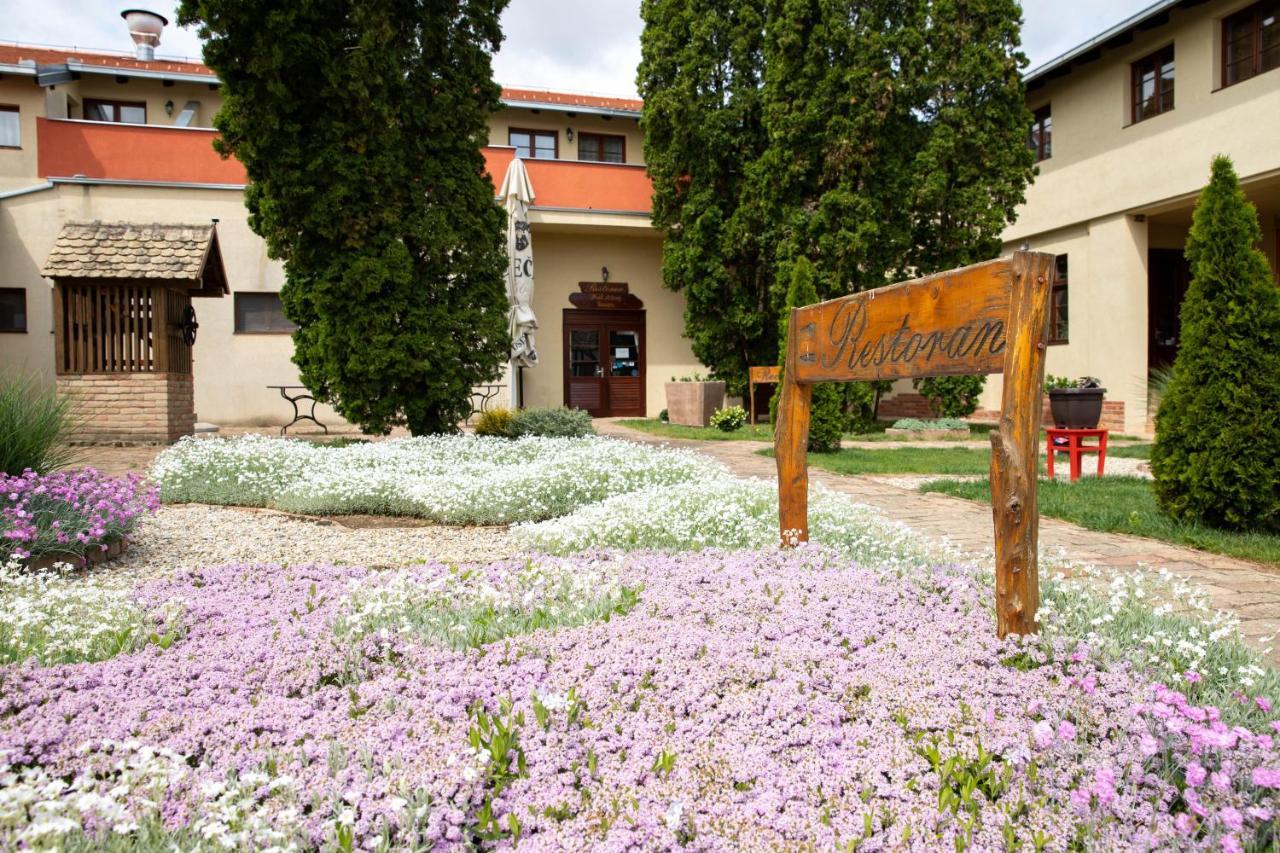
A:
[[500, 156, 538, 409]]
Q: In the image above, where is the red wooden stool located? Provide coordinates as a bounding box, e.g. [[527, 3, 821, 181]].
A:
[[1045, 427, 1109, 482]]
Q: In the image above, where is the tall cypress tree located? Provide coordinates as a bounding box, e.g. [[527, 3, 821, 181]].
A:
[[641, 0, 1034, 400], [758, 0, 1035, 294], [179, 0, 510, 434], [1152, 157, 1280, 531], [638, 0, 771, 395]]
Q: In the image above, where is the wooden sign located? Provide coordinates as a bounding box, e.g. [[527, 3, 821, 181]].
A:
[[569, 281, 644, 310], [775, 252, 1056, 637], [748, 365, 782, 425], [749, 365, 782, 384]]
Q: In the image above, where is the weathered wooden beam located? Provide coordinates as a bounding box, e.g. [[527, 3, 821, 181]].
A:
[[774, 310, 813, 546], [990, 252, 1054, 637]]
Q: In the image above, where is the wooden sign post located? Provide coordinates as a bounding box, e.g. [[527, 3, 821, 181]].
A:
[[775, 252, 1056, 637]]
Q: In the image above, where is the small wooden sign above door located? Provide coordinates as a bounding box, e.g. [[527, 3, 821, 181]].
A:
[[569, 281, 644, 310]]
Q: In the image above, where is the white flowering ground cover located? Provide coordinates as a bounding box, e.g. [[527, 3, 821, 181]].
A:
[[514, 474, 951, 568], [151, 435, 719, 524], [3, 433, 1280, 849], [0, 559, 182, 666]]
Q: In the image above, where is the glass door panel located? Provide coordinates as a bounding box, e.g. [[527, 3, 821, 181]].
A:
[[609, 330, 639, 377], [570, 329, 601, 377]]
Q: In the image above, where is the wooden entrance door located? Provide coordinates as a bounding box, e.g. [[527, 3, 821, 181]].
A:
[[563, 309, 646, 416]]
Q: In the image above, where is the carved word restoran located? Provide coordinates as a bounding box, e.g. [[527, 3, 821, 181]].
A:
[[818, 300, 1006, 372]]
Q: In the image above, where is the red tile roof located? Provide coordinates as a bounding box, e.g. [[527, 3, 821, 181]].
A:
[[0, 43, 215, 76], [0, 44, 643, 111], [500, 87, 643, 114]]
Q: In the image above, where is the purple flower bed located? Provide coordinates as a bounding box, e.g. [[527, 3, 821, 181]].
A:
[[0, 468, 159, 563], [1, 550, 1278, 849]]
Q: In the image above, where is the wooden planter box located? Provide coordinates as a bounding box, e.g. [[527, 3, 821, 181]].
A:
[[24, 538, 129, 573], [883, 428, 972, 440], [665, 381, 725, 427]]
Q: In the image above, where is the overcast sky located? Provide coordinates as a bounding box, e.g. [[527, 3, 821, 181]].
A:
[[2, 0, 1155, 97]]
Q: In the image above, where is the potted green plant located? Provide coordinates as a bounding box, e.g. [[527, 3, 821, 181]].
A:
[[1044, 375, 1106, 429]]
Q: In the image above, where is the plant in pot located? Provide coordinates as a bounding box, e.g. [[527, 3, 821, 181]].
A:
[[1044, 375, 1106, 429]]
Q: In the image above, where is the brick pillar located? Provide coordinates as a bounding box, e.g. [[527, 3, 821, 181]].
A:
[[57, 373, 195, 444]]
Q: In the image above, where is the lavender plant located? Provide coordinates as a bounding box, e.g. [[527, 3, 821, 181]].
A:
[[2, 550, 1276, 849]]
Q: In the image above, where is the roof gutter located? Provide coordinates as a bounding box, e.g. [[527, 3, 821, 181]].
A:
[[64, 59, 218, 86], [1024, 0, 1182, 84], [0, 181, 55, 200], [0, 61, 37, 76], [500, 98, 640, 119], [48, 175, 246, 191]]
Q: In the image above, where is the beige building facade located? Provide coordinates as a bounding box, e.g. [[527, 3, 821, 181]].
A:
[[3, 1, 1277, 438], [981, 0, 1280, 434], [0, 36, 697, 429]]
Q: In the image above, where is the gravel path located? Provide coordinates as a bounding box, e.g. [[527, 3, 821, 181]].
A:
[[109, 504, 519, 582]]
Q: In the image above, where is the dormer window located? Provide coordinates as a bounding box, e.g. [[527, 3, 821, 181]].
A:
[[85, 98, 147, 124], [509, 128, 557, 159]]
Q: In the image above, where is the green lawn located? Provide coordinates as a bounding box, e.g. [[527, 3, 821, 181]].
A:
[[619, 417, 1147, 448], [617, 419, 777, 441], [755, 443, 1154, 476], [1107, 443, 1151, 459], [920, 475, 1280, 567], [617, 418, 997, 443], [757, 446, 995, 475]]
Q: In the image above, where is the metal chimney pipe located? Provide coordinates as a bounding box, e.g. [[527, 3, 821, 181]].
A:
[[121, 9, 168, 61]]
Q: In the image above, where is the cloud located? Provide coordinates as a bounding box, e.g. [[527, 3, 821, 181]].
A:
[[492, 0, 643, 97], [1, 0, 1157, 95], [2, 1, 204, 60], [1020, 0, 1153, 71]]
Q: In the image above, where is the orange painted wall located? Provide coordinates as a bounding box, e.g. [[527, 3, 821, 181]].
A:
[[482, 147, 653, 213], [38, 119, 653, 212], [37, 118, 247, 185]]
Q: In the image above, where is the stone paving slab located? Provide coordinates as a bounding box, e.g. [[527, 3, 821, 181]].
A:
[[595, 419, 1280, 663]]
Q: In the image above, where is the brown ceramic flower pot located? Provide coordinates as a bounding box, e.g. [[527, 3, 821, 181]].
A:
[[1048, 388, 1106, 429]]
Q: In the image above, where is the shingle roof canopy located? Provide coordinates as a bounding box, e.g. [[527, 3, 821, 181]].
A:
[[42, 221, 228, 297]]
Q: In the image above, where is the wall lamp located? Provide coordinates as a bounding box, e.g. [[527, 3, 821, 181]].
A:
[[601, 266, 610, 282], [566, 127, 574, 142], [164, 99, 174, 116]]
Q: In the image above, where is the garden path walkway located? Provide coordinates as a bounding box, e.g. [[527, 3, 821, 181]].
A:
[[594, 419, 1280, 662]]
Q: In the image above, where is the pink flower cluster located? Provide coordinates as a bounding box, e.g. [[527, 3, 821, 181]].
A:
[[1, 549, 1277, 848], [0, 468, 159, 563]]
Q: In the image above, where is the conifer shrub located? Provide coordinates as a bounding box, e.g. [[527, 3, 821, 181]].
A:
[[1151, 157, 1280, 531], [773, 258, 843, 453]]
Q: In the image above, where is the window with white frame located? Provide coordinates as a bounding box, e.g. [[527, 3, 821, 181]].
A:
[[0, 106, 19, 148]]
